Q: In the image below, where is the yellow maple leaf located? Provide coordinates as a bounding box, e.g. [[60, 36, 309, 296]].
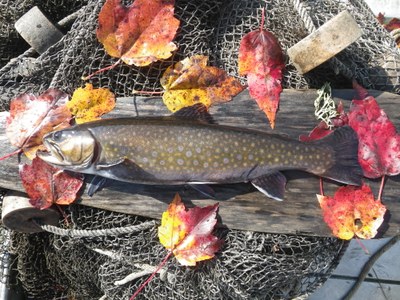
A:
[[67, 84, 115, 124], [160, 55, 244, 112]]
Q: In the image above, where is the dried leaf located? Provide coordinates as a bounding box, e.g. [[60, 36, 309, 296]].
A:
[[238, 11, 284, 128], [96, 0, 179, 66], [377, 13, 400, 47], [161, 55, 244, 112], [317, 184, 387, 240], [158, 194, 223, 266], [20, 157, 83, 209], [5, 89, 71, 159], [348, 83, 400, 178], [67, 83, 116, 124]]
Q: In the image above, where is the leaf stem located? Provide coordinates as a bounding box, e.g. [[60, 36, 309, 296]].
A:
[[319, 177, 324, 196], [130, 251, 173, 300], [82, 59, 122, 81], [132, 90, 164, 96], [260, 7, 265, 31], [355, 237, 369, 255], [377, 175, 386, 201], [0, 148, 22, 161], [55, 204, 70, 227]]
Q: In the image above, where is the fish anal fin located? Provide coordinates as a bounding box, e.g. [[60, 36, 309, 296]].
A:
[[189, 184, 216, 199], [173, 104, 215, 124], [251, 171, 287, 201]]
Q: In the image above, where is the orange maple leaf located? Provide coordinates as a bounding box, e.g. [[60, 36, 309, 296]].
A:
[[317, 184, 387, 240], [67, 84, 116, 124], [158, 193, 223, 266], [238, 9, 284, 128], [96, 0, 180, 67], [160, 55, 245, 112]]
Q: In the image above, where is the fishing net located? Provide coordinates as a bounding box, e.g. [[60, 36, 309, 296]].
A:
[[0, 0, 88, 68], [0, 0, 399, 111], [4, 204, 345, 299], [0, 0, 398, 298]]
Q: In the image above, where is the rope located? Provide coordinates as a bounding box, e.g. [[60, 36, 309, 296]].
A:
[[291, 0, 316, 32], [35, 220, 156, 238], [291, 0, 354, 79], [342, 235, 400, 300], [57, 6, 86, 28]]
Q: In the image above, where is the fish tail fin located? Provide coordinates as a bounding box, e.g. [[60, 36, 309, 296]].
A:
[[312, 126, 363, 185]]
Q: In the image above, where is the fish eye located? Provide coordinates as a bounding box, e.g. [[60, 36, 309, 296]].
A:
[[53, 131, 63, 141]]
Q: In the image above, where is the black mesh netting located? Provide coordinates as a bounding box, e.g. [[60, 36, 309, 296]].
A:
[[0, 0, 398, 299], [0, 0, 89, 68], [6, 205, 346, 299]]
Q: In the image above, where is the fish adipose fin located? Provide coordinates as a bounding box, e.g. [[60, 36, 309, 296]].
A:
[[314, 126, 363, 186], [251, 171, 287, 201], [173, 104, 215, 124]]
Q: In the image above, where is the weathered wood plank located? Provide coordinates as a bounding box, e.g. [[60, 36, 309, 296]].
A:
[[0, 89, 399, 236]]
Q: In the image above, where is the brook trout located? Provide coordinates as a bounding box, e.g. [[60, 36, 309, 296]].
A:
[[38, 105, 362, 200]]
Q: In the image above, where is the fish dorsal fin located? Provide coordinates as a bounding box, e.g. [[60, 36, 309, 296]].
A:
[[251, 171, 287, 201], [173, 104, 215, 124]]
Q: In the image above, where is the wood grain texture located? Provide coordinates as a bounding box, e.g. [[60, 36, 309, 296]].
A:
[[0, 89, 399, 237]]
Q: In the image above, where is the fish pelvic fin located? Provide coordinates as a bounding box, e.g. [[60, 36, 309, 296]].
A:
[[312, 126, 363, 185], [251, 171, 287, 201]]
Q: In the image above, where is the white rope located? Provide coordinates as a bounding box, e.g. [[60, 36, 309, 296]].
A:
[[37, 220, 156, 237]]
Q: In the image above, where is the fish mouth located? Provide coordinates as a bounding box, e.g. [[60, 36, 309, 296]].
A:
[[37, 139, 66, 165]]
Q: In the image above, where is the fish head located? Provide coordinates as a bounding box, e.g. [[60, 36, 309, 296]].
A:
[[38, 128, 96, 170]]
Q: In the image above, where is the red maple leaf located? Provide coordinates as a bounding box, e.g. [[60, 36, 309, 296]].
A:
[[317, 183, 387, 240], [348, 82, 400, 178], [238, 8, 284, 129], [20, 157, 83, 209]]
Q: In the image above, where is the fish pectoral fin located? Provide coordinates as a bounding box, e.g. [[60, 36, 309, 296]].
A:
[[96, 157, 127, 168], [87, 175, 113, 197], [251, 172, 287, 201], [95, 158, 157, 182], [188, 184, 216, 199], [173, 103, 215, 124]]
